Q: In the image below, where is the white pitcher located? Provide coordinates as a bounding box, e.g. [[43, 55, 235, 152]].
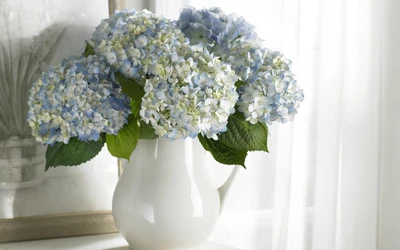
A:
[[112, 138, 238, 250]]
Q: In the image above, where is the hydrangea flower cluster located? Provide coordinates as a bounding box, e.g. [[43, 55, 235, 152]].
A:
[[28, 7, 304, 152], [140, 48, 238, 140], [27, 55, 131, 145], [88, 9, 239, 140], [177, 7, 304, 124], [177, 7, 261, 48], [27, 8, 305, 168], [89, 9, 188, 82], [238, 50, 304, 124]]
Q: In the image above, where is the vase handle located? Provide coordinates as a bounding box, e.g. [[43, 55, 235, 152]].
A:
[[217, 165, 240, 214]]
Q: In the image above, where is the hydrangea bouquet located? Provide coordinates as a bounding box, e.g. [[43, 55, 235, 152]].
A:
[[27, 7, 304, 170]]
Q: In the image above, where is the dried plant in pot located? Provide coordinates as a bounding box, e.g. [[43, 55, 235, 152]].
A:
[[0, 20, 65, 188]]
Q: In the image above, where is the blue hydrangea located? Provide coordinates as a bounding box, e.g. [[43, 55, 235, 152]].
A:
[[178, 6, 304, 125], [178, 7, 261, 47], [27, 55, 131, 145], [88, 9, 239, 140], [237, 50, 304, 124]]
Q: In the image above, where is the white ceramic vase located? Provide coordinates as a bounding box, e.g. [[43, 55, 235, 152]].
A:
[[112, 138, 237, 250]]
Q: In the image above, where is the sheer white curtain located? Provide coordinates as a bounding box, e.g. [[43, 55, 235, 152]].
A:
[[128, 0, 399, 249]]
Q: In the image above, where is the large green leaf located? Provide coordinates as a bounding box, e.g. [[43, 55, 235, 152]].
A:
[[45, 136, 105, 171], [139, 121, 158, 140], [115, 73, 145, 101], [218, 112, 269, 152], [198, 134, 247, 168], [106, 114, 140, 160]]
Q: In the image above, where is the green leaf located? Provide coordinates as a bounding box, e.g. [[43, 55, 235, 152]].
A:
[[106, 115, 140, 160], [218, 112, 269, 152], [115, 72, 145, 101], [198, 134, 247, 168], [83, 42, 95, 57], [235, 80, 246, 90], [130, 99, 141, 119], [45, 136, 105, 171], [139, 121, 158, 140]]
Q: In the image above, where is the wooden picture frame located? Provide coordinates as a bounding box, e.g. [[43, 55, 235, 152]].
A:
[[0, 212, 117, 243]]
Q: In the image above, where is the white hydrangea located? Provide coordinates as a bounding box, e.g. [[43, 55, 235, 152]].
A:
[[140, 48, 239, 140], [89, 9, 189, 82]]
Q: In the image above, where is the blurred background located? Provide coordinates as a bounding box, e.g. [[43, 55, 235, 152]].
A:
[[0, 0, 118, 222]]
